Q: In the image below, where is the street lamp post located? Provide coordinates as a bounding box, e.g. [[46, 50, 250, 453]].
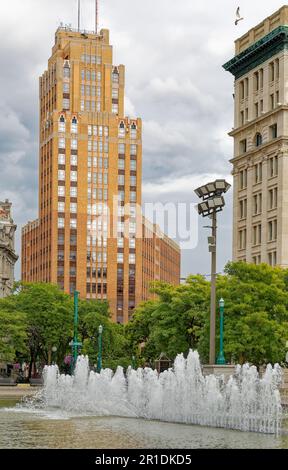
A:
[[51, 346, 57, 365], [132, 355, 136, 369], [194, 179, 231, 365], [69, 290, 82, 373], [97, 325, 103, 372], [216, 298, 226, 365]]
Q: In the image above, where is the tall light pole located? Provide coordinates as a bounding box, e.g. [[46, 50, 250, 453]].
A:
[[97, 325, 103, 372], [216, 298, 226, 365], [194, 179, 231, 365]]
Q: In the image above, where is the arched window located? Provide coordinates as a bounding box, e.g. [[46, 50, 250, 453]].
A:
[[255, 133, 262, 147], [131, 122, 137, 139], [59, 115, 65, 132], [71, 117, 78, 134], [119, 121, 125, 137]]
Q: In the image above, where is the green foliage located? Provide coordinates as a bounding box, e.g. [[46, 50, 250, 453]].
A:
[[127, 263, 288, 366], [0, 307, 27, 363]]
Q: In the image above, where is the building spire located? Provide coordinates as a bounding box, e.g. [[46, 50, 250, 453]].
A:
[[96, 0, 99, 34], [78, 0, 81, 31]]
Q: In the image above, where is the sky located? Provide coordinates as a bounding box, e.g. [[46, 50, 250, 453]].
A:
[[0, 0, 285, 280]]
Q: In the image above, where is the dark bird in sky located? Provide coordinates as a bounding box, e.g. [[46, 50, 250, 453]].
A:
[[235, 7, 244, 25]]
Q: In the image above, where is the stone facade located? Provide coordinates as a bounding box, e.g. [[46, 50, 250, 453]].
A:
[[224, 6, 288, 267], [0, 200, 18, 298]]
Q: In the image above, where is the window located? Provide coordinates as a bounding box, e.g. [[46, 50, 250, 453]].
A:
[[252, 224, 261, 246], [130, 191, 137, 202], [259, 69, 264, 89], [58, 154, 65, 165], [97, 71, 101, 81], [58, 116, 65, 132], [59, 137, 66, 149], [71, 139, 78, 150], [58, 218, 65, 228], [112, 104, 118, 114], [63, 67, 70, 78], [239, 199, 247, 219], [270, 124, 278, 139], [240, 81, 244, 100], [118, 175, 125, 185], [80, 100, 84, 111], [130, 175, 137, 186], [130, 160, 137, 171], [275, 58, 280, 79], [117, 238, 124, 248], [70, 203, 77, 213], [70, 219, 77, 229], [86, 70, 90, 81], [58, 186, 65, 197], [239, 169, 247, 190], [63, 98, 70, 110], [240, 139, 247, 154], [131, 123, 137, 139], [130, 145, 137, 156], [71, 117, 78, 134], [118, 122, 125, 137], [253, 193, 262, 215], [81, 69, 85, 81], [239, 229, 247, 250], [245, 78, 249, 97], [269, 62, 275, 82], [117, 253, 124, 263], [118, 159, 125, 170], [58, 202, 65, 212], [254, 72, 259, 92], [268, 251, 277, 267], [63, 83, 69, 93], [240, 111, 244, 126], [129, 238, 136, 249], [118, 143, 125, 155], [255, 133, 262, 147], [112, 88, 118, 99], [70, 187, 77, 198], [71, 155, 77, 166], [58, 170, 65, 181], [254, 162, 262, 184], [269, 156, 278, 178], [70, 171, 77, 182], [254, 102, 259, 119], [270, 94, 275, 110], [129, 253, 136, 264], [112, 70, 119, 83]]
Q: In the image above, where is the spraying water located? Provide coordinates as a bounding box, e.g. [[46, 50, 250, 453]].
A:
[[32, 350, 283, 434]]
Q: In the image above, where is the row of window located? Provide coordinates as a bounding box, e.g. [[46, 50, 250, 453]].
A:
[[81, 55, 102, 65], [118, 144, 138, 155], [58, 170, 78, 181], [117, 253, 136, 264], [87, 188, 108, 201], [118, 190, 137, 202], [118, 159, 137, 171], [239, 94, 279, 126], [87, 172, 109, 185], [88, 125, 109, 137], [81, 85, 101, 97], [118, 121, 137, 138], [239, 59, 280, 100], [239, 219, 277, 249], [58, 154, 78, 166], [58, 186, 77, 197], [58, 218, 77, 229], [87, 251, 108, 263], [81, 70, 101, 82], [88, 140, 109, 152], [58, 202, 77, 213], [81, 100, 101, 112], [88, 157, 109, 169], [58, 137, 79, 149], [118, 175, 137, 186], [239, 156, 278, 189], [117, 238, 136, 249], [59, 116, 78, 134], [86, 267, 107, 278]]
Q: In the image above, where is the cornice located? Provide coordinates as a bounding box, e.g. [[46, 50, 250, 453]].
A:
[[223, 26, 288, 79]]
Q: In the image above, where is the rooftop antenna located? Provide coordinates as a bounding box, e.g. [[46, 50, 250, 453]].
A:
[[95, 0, 99, 34], [78, 0, 81, 31]]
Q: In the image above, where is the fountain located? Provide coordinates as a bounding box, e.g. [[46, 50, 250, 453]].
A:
[[32, 350, 283, 434]]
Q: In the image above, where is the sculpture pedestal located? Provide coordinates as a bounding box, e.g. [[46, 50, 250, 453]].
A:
[[202, 365, 236, 382]]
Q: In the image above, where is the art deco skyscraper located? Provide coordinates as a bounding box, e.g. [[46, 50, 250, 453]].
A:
[[22, 25, 180, 322], [224, 6, 288, 267]]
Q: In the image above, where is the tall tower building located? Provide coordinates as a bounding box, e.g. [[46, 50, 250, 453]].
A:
[[224, 6, 288, 267], [0, 200, 18, 298], [21, 25, 180, 322]]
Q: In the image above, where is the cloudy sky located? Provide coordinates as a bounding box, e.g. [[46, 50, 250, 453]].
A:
[[0, 0, 285, 280]]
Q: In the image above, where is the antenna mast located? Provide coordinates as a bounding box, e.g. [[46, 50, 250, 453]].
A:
[[96, 0, 99, 34], [78, 0, 81, 31]]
